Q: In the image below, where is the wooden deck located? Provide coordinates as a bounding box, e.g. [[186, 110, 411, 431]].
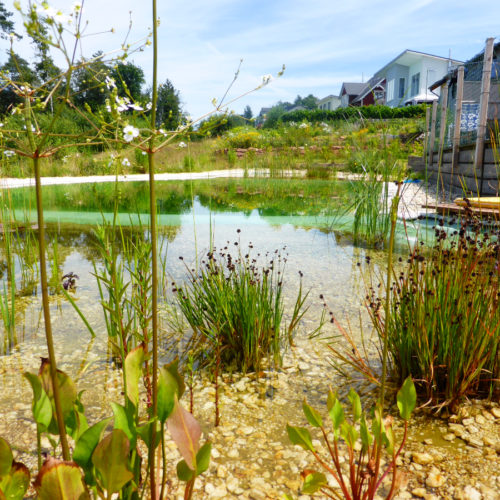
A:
[[423, 202, 500, 218]]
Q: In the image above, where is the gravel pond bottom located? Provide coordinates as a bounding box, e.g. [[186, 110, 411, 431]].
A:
[[0, 176, 498, 499]]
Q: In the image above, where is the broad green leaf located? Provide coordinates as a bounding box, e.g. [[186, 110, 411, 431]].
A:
[[195, 442, 211, 475], [302, 471, 327, 494], [0, 438, 13, 479], [38, 359, 77, 419], [328, 399, 345, 430], [348, 388, 362, 422], [92, 429, 133, 495], [124, 345, 144, 408], [73, 418, 112, 472], [340, 422, 358, 449], [176, 460, 194, 482], [34, 457, 89, 500], [359, 415, 373, 452], [0, 462, 30, 500], [371, 404, 384, 441], [326, 390, 336, 412], [286, 425, 315, 452], [137, 420, 161, 450], [23, 373, 52, 430], [302, 401, 322, 428], [111, 402, 137, 449], [163, 359, 185, 399], [397, 377, 416, 421], [157, 366, 178, 424], [167, 396, 201, 470], [385, 425, 395, 456]]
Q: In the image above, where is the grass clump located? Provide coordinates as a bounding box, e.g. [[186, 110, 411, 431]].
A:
[[172, 235, 311, 373], [370, 216, 500, 409]]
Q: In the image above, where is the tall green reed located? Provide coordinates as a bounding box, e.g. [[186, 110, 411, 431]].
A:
[[369, 214, 500, 409]]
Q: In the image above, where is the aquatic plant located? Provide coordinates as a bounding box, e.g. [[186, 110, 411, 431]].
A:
[[286, 378, 416, 500], [369, 214, 500, 409], [172, 237, 313, 374], [0, 355, 210, 500]]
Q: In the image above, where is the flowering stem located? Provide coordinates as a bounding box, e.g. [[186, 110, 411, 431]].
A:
[[148, 0, 159, 499]]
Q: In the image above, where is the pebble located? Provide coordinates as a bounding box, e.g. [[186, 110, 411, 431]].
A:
[[412, 452, 434, 465], [462, 485, 482, 500], [426, 467, 445, 488]]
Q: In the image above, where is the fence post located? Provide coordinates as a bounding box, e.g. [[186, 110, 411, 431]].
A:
[[428, 100, 438, 167], [476, 37, 494, 195], [437, 82, 449, 164], [452, 66, 465, 187]]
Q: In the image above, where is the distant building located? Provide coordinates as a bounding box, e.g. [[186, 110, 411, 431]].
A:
[[318, 95, 341, 111], [351, 77, 386, 107], [373, 49, 462, 107], [339, 82, 366, 107]]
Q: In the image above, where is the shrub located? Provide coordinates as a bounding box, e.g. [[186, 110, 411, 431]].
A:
[[172, 238, 311, 373], [279, 104, 427, 126]]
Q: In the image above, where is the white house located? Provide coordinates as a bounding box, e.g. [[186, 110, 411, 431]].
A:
[[373, 50, 462, 107], [318, 95, 341, 111]]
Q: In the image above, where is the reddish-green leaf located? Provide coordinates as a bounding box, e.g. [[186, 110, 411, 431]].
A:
[[34, 457, 89, 500], [167, 396, 201, 470], [0, 462, 30, 500], [92, 429, 133, 495]]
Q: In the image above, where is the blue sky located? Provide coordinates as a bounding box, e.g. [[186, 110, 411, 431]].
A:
[[5, 0, 500, 121]]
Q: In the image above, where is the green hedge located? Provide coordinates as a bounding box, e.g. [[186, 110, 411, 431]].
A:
[[280, 104, 427, 124]]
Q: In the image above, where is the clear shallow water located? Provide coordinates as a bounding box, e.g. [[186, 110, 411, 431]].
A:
[[0, 176, 430, 482]]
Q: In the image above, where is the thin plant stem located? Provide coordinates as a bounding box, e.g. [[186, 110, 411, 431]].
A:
[[148, 0, 159, 498], [33, 153, 70, 460]]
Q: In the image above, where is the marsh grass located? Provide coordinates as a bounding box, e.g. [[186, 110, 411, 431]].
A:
[[172, 236, 313, 373], [369, 214, 500, 409]]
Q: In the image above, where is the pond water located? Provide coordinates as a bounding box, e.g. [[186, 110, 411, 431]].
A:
[[0, 177, 442, 497]]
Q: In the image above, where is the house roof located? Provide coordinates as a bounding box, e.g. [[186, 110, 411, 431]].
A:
[[318, 94, 339, 103], [351, 77, 385, 104], [374, 49, 463, 78], [341, 82, 366, 96]]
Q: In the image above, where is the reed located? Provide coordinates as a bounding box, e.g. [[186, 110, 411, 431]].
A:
[[173, 237, 311, 373], [370, 215, 500, 409]]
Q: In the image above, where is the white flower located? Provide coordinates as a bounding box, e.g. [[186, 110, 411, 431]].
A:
[[116, 97, 130, 113], [261, 74, 273, 85], [159, 129, 167, 137], [0, 123, 3, 127], [4, 150, 15, 157], [299, 123, 308, 129], [146, 102, 152, 111], [123, 125, 139, 142], [141, 151, 147, 155], [72, 1, 82, 12], [105, 76, 116, 90], [121, 158, 131, 167], [178, 141, 187, 148], [23, 124, 36, 132], [105, 104, 111, 113], [128, 103, 143, 111]]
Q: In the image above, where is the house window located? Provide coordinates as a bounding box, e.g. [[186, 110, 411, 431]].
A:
[[387, 79, 394, 101], [327, 102, 331, 110], [411, 73, 420, 96], [398, 78, 405, 98]]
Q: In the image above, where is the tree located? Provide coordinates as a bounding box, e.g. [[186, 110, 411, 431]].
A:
[[31, 23, 60, 83], [72, 52, 111, 109], [294, 94, 318, 110], [111, 61, 145, 102], [155, 79, 182, 129], [243, 105, 253, 119], [0, 1, 14, 39], [0, 52, 37, 114]]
